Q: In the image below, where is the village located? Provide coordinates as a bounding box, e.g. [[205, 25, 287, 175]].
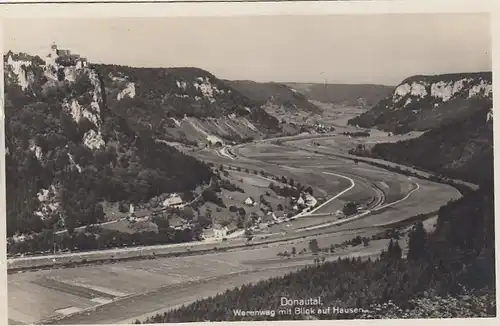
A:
[[113, 164, 321, 243]]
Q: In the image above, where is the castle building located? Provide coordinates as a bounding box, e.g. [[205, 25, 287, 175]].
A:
[[45, 43, 88, 68]]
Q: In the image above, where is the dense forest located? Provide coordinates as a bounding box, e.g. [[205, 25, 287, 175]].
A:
[[5, 60, 213, 241]]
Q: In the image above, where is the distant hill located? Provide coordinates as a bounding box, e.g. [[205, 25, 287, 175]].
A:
[[347, 72, 492, 133], [224, 80, 322, 113], [285, 82, 394, 108], [224, 80, 322, 124]]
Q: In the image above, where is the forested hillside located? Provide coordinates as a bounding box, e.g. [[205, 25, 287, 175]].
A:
[[4, 52, 213, 240], [95, 65, 282, 145], [224, 80, 322, 112], [364, 107, 493, 185]]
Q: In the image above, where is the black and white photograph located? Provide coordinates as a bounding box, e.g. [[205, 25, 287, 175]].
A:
[[3, 8, 496, 325]]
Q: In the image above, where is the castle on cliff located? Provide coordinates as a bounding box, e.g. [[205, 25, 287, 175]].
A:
[[45, 43, 88, 68]]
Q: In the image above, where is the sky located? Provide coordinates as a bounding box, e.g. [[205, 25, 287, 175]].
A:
[[3, 13, 491, 85]]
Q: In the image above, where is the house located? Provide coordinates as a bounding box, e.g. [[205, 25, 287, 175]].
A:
[[258, 222, 268, 229], [297, 197, 305, 206], [169, 216, 187, 230], [304, 194, 317, 207], [244, 197, 255, 206], [212, 223, 229, 240], [163, 194, 184, 208]]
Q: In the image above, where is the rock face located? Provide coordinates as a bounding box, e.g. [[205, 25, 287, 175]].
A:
[[4, 49, 213, 237], [348, 72, 492, 133]]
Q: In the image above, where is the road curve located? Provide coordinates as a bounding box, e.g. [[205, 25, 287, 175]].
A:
[[306, 172, 355, 215]]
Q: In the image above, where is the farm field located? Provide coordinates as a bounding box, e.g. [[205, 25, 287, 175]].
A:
[[9, 224, 381, 325]]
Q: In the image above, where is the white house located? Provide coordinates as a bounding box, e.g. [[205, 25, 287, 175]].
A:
[[304, 194, 318, 207], [163, 194, 184, 207], [213, 224, 229, 240], [297, 197, 305, 206], [244, 197, 255, 206]]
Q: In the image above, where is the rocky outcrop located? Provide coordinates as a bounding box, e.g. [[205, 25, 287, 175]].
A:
[[4, 50, 213, 237], [96, 65, 282, 145], [348, 72, 492, 133]]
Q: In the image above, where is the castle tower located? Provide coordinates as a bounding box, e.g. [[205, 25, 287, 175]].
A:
[[46, 43, 59, 66], [50, 43, 58, 56]]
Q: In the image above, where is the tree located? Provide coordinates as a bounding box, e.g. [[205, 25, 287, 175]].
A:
[[236, 216, 244, 229], [309, 239, 320, 255], [343, 202, 358, 216], [387, 239, 402, 260], [94, 203, 105, 222], [182, 191, 196, 202], [407, 221, 427, 261], [118, 202, 129, 213], [291, 246, 297, 256], [245, 228, 253, 242], [277, 204, 284, 211]]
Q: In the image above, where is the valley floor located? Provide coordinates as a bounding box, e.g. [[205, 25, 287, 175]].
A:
[[7, 123, 463, 324]]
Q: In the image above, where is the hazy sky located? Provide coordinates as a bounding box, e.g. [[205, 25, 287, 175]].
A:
[[4, 14, 491, 85]]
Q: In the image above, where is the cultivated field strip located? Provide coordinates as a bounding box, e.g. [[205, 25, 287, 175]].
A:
[[32, 277, 118, 300]]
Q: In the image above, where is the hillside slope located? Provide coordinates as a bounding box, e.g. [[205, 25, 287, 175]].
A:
[[348, 72, 492, 133], [224, 80, 322, 123], [95, 65, 282, 145], [365, 107, 493, 185], [4, 52, 213, 237], [285, 82, 394, 108]]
